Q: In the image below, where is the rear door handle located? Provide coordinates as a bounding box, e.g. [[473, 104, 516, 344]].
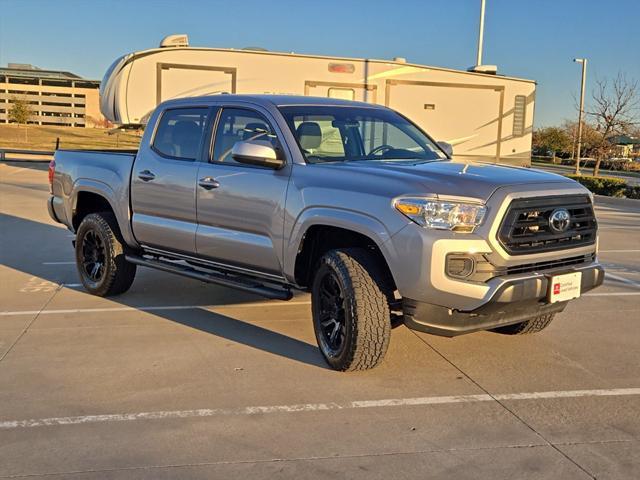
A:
[[138, 170, 155, 181], [198, 176, 220, 190]]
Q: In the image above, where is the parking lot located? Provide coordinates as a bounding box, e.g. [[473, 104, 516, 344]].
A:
[[1, 161, 639, 479]]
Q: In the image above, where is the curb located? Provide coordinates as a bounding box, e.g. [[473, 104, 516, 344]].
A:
[[594, 194, 640, 207]]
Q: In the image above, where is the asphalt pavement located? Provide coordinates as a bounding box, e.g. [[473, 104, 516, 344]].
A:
[[1, 161, 639, 479]]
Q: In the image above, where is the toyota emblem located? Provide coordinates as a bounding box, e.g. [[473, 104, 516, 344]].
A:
[[549, 208, 571, 233]]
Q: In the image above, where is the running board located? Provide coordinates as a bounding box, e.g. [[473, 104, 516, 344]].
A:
[[125, 255, 293, 301]]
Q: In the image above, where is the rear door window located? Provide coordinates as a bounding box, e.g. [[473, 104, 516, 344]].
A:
[[152, 107, 208, 160]]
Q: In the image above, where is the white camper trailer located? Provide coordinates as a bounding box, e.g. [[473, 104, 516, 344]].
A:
[[100, 35, 536, 165]]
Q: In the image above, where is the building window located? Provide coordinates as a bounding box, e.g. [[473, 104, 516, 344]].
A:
[[7, 98, 39, 105], [8, 77, 38, 85], [42, 79, 72, 87], [73, 81, 98, 89]]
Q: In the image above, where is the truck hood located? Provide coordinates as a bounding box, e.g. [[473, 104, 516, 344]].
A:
[[332, 160, 574, 201]]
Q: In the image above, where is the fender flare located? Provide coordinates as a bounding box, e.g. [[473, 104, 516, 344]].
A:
[[70, 179, 139, 248], [284, 206, 401, 283]]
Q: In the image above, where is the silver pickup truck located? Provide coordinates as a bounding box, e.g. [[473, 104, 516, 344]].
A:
[[48, 95, 604, 371]]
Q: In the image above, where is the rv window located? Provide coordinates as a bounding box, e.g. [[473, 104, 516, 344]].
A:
[[512, 95, 527, 137], [152, 107, 208, 160], [211, 108, 280, 165], [328, 88, 355, 101]]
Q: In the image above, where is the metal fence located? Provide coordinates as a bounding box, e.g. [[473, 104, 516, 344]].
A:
[[0, 148, 55, 161]]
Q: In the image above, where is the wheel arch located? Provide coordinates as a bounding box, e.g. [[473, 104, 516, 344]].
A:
[[70, 180, 138, 248], [287, 209, 400, 289]]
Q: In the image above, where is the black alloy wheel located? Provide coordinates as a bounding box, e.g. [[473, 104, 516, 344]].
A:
[[81, 229, 107, 283], [316, 269, 347, 355]]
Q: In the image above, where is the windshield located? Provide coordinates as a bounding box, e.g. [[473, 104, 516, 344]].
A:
[[279, 105, 447, 164]]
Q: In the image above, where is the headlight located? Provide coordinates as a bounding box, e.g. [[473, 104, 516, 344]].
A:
[[394, 197, 486, 232]]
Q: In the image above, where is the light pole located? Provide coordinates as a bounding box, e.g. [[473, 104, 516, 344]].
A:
[[476, 0, 486, 67], [468, 0, 496, 74], [574, 58, 587, 175]]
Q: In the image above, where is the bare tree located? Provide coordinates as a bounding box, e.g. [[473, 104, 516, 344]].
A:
[[562, 120, 601, 160], [587, 73, 639, 176]]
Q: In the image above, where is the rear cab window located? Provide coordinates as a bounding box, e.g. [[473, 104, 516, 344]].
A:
[[152, 107, 208, 160]]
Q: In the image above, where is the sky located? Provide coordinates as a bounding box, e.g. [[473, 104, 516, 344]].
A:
[[1, 0, 638, 127]]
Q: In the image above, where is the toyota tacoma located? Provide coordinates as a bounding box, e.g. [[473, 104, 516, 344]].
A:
[[48, 95, 604, 371]]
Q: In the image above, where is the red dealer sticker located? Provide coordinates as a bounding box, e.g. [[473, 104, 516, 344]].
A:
[[547, 272, 582, 303]]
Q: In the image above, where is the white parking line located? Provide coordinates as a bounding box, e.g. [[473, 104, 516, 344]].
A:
[[584, 291, 640, 297], [0, 300, 313, 317], [599, 226, 640, 230], [599, 249, 640, 253], [1, 387, 638, 430], [42, 261, 75, 265], [605, 272, 640, 288]]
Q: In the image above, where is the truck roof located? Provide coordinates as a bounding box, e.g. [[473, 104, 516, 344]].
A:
[[159, 94, 385, 109]]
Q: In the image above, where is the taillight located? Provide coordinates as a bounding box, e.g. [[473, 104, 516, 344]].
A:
[[48, 159, 56, 193]]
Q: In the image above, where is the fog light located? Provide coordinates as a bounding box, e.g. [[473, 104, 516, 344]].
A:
[[446, 255, 475, 279]]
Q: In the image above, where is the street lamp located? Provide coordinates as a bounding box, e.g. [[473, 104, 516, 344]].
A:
[[468, 0, 497, 74], [574, 58, 588, 175]]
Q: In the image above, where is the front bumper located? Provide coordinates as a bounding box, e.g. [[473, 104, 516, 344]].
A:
[[403, 263, 604, 337]]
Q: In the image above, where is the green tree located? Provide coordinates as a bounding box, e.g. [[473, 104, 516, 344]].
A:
[[532, 126, 572, 163], [8, 96, 34, 142]]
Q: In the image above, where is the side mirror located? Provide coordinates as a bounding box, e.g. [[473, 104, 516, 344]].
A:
[[231, 141, 284, 169], [437, 141, 454, 158]]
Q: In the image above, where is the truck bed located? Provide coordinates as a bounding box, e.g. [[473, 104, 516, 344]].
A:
[[49, 149, 139, 246]]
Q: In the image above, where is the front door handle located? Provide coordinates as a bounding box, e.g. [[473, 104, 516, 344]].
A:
[[138, 170, 156, 181], [198, 176, 220, 190]]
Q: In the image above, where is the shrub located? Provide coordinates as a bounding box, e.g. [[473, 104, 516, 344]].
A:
[[566, 174, 627, 197], [625, 185, 640, 199]]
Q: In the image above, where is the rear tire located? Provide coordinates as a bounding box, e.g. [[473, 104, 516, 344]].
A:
[[311, 248, 392, 371], [75, 212, 136, 297], [491, 313, 555, 335]]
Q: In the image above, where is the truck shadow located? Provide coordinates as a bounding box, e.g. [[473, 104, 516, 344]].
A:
[[0, 212, 328, 369]]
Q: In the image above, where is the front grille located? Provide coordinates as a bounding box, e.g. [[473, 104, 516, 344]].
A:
[[503, 253, 594, 275], [470, 253, 595, 282], [498, 195, 597, 255]]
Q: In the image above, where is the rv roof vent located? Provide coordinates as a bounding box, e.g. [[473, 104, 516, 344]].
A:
[[242, 46, 269, 52], [393, 57, 407, 63], [467, 65, 498, 75], [160, 34, 189, 48]]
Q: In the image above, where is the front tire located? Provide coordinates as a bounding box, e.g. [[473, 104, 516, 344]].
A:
[[75, 213, 136, 297], [311, 248, 391, 371], [491, 313, 556, 335]]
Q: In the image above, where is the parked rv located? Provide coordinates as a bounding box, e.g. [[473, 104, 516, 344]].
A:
[[100, 35, 535, 166]]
